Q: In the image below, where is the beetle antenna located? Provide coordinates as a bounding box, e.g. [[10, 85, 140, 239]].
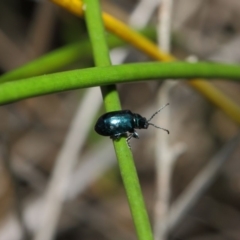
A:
[[147, 103, 169, 122], [148, 123, 170, 134]]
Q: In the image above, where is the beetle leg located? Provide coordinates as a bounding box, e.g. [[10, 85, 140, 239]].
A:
[[126, 134, 133, 148], [132, 131, 139, 139], [126, 131, 139, 148], [110, 133, 122, 140]]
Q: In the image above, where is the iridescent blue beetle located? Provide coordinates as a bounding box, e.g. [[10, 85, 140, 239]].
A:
[[95, 103, 169, 147]]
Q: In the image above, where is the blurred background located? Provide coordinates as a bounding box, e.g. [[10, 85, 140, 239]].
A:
[[0, 0, 240, 240]]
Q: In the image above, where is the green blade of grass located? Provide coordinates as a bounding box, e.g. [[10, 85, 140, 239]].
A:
[[0, 28, 155, 84], [83, 0, 154, 240], [0, 61, 239, 106]]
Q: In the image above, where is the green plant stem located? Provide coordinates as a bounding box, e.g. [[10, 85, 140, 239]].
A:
[[83, 0, 121, 111], [0, 27, 155, 84], [0, 62, 239, 105], [83, 1, 154, 240], [0, 35, 126, 84]]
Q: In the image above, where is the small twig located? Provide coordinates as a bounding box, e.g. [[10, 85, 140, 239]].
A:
[[154, 82, 186, 240], [66, 140, 115, 200], [157, 0, 174, 52], [154, 1, 179, 239], [34, 88, 102, 240], [167, 133, 240, 231]]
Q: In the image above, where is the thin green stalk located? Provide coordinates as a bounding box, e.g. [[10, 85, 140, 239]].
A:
[[83, 0, 121, 111], [0, 62, 240, 105], [0, 34, 128, 83], [0, 28, 155, 84], [0, 42, 86, 83], [83, 0, 154, 240]]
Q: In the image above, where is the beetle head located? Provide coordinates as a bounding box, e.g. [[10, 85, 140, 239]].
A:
[[133, 114, 148, 129]]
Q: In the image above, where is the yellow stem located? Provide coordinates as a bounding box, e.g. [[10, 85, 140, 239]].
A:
[[50, 0, 240, 125]]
